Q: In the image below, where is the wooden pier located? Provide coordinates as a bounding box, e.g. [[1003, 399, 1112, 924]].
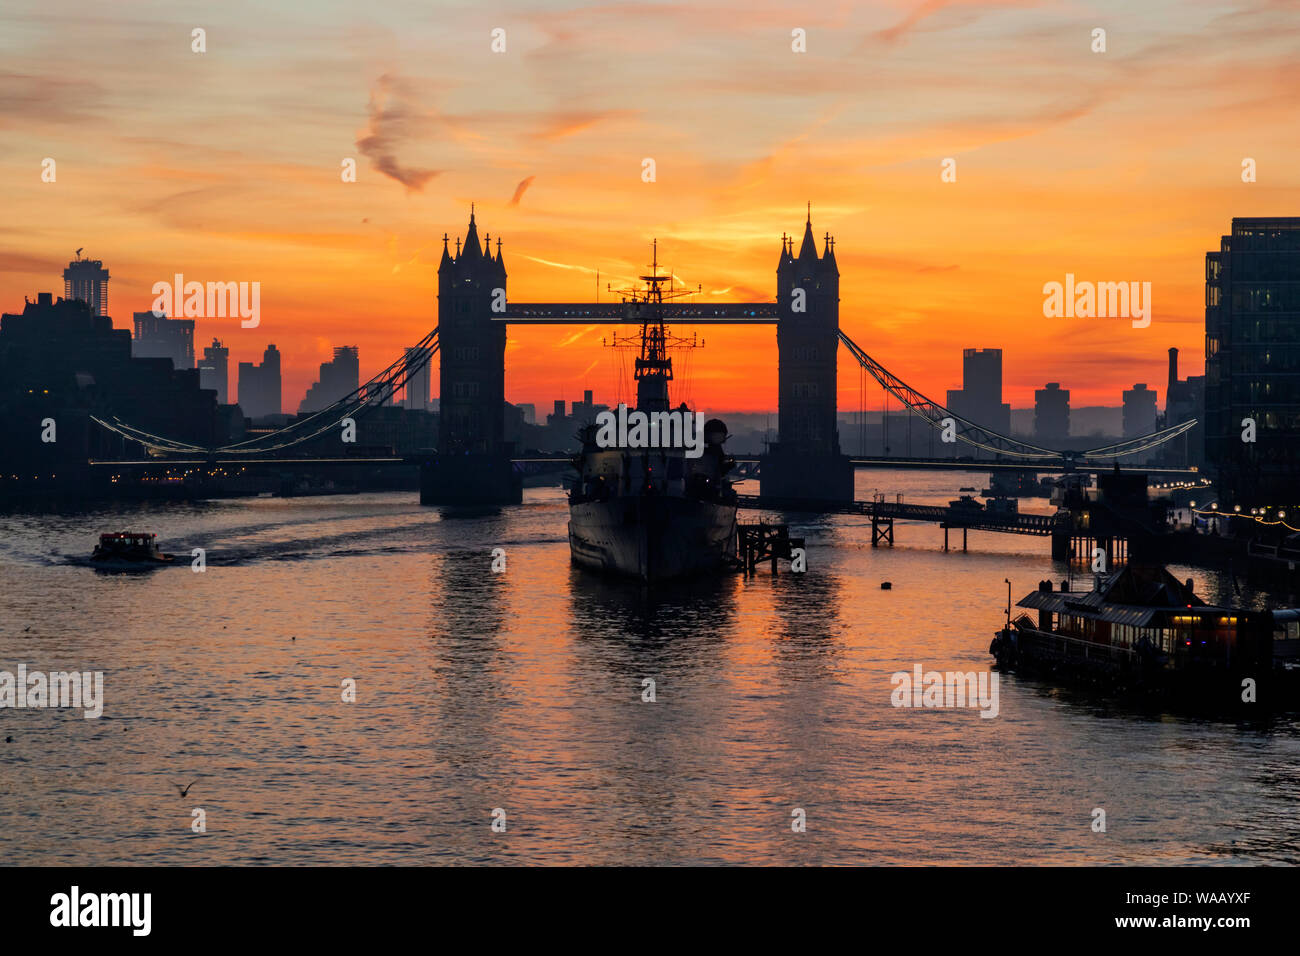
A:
[[734, 521, 805, 575], [736, 494, 1063, 546]]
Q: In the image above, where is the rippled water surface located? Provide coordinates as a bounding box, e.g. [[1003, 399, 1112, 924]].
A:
[[1, 470, 1297, 865]]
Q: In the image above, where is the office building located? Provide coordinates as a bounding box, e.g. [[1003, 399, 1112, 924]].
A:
[[132, 311, 195, 370], [299, 346, 359, 414], [62, 256, 110, 316], [1034, 382, 1070, 443], [1205, 217, 1300, 505], [1122, 384, 1158, 437], [401, 346, 432, 411], [946, 348, 1011, 455], [237, 344, 282, 420], [199, 338, 229, 404]]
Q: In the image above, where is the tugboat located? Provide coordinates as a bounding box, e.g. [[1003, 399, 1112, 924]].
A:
[[90, 532, 174, 568], [567, 243, 738, 582], [990, 564, 1291, 704]]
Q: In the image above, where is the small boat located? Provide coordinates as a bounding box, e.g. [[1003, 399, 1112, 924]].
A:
[[90, 532, 174, 568]]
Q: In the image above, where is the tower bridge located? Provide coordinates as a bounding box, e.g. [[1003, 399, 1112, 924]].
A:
[[91, 208, 1198, 508], [425, 207, 1193, 504], [428, 207, 854, 503]]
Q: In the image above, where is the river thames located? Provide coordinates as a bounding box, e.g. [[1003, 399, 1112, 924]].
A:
[[1, 470, 1297, 865]]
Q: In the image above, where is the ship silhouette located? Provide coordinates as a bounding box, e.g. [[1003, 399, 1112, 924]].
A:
[[567, 243, 738, 582]]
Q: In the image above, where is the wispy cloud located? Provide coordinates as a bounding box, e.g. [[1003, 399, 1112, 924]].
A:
[[355, 74, 441, 192], [520, 254, 596, 274], [0, 70, 105, 128], [510, 175, 536, 206], [872, 0, 1039, 46], [555, 325, 597, 348], [530, 109, 637, 141]]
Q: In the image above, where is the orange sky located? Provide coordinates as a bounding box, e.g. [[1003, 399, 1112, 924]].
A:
[[3, 0, 1299, 414]]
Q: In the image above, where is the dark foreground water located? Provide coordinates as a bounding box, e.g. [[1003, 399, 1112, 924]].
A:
[[1, 470, 1297, 865]]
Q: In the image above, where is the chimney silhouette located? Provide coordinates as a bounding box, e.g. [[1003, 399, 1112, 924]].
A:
[[1167, 347, 1178, 409]]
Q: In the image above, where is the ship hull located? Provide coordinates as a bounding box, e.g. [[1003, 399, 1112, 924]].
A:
[[569, 495, 737, 582]]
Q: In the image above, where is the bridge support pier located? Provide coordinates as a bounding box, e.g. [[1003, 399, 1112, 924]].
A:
[[942, 525, 968, 552], [1051, 527, 1129, 567], [420, 454, 522, 506], [1051, 525, 1071, 561], [758, 452, 854, 509], [871, 514, 894, 547]]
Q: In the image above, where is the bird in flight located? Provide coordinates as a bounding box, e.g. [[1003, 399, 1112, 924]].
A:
[[172, 780, 198, 798]]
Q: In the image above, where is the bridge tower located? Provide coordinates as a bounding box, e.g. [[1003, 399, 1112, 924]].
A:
[[760, 210, 854, 503], [421, 208, 521, 504]]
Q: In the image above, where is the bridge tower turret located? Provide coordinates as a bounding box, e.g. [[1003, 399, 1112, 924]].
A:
[[422, 207, 521, 504], [437, 207, 508, 455], [761, 208, 855, 504]]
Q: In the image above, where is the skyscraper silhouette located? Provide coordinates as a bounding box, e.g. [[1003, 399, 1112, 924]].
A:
[[132, 311, 195, 370], [63, 255, 110, 316], [237, 344, 282, 420], [1034, 383, 1070, 443], [200, 338, 229, 404]]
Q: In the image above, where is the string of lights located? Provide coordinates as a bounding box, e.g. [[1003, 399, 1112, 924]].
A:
[[1189, 502, 1298, 533]]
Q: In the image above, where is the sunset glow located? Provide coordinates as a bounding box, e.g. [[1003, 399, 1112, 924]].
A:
[[4, 0, 1298, 412]]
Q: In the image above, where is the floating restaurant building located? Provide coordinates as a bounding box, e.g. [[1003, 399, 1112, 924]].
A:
[[991, 565, 1290, 703]]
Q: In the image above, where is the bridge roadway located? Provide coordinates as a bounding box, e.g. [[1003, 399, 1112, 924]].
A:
[[89, 455, 1202, 482], [735, 494, 1063, 536]]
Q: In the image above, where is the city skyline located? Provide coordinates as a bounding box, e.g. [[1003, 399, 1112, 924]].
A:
[[3, 0, 1299, 893], [5, 1, 1299, 410], [11, 242, 1214, 420]]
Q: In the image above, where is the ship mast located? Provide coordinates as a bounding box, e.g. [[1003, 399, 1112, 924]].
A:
[[635, 240, 673, 412], [607, 239, 701, 413]]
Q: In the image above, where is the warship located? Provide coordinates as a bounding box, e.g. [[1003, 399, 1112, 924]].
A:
[[567, 244, 738, 582]]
